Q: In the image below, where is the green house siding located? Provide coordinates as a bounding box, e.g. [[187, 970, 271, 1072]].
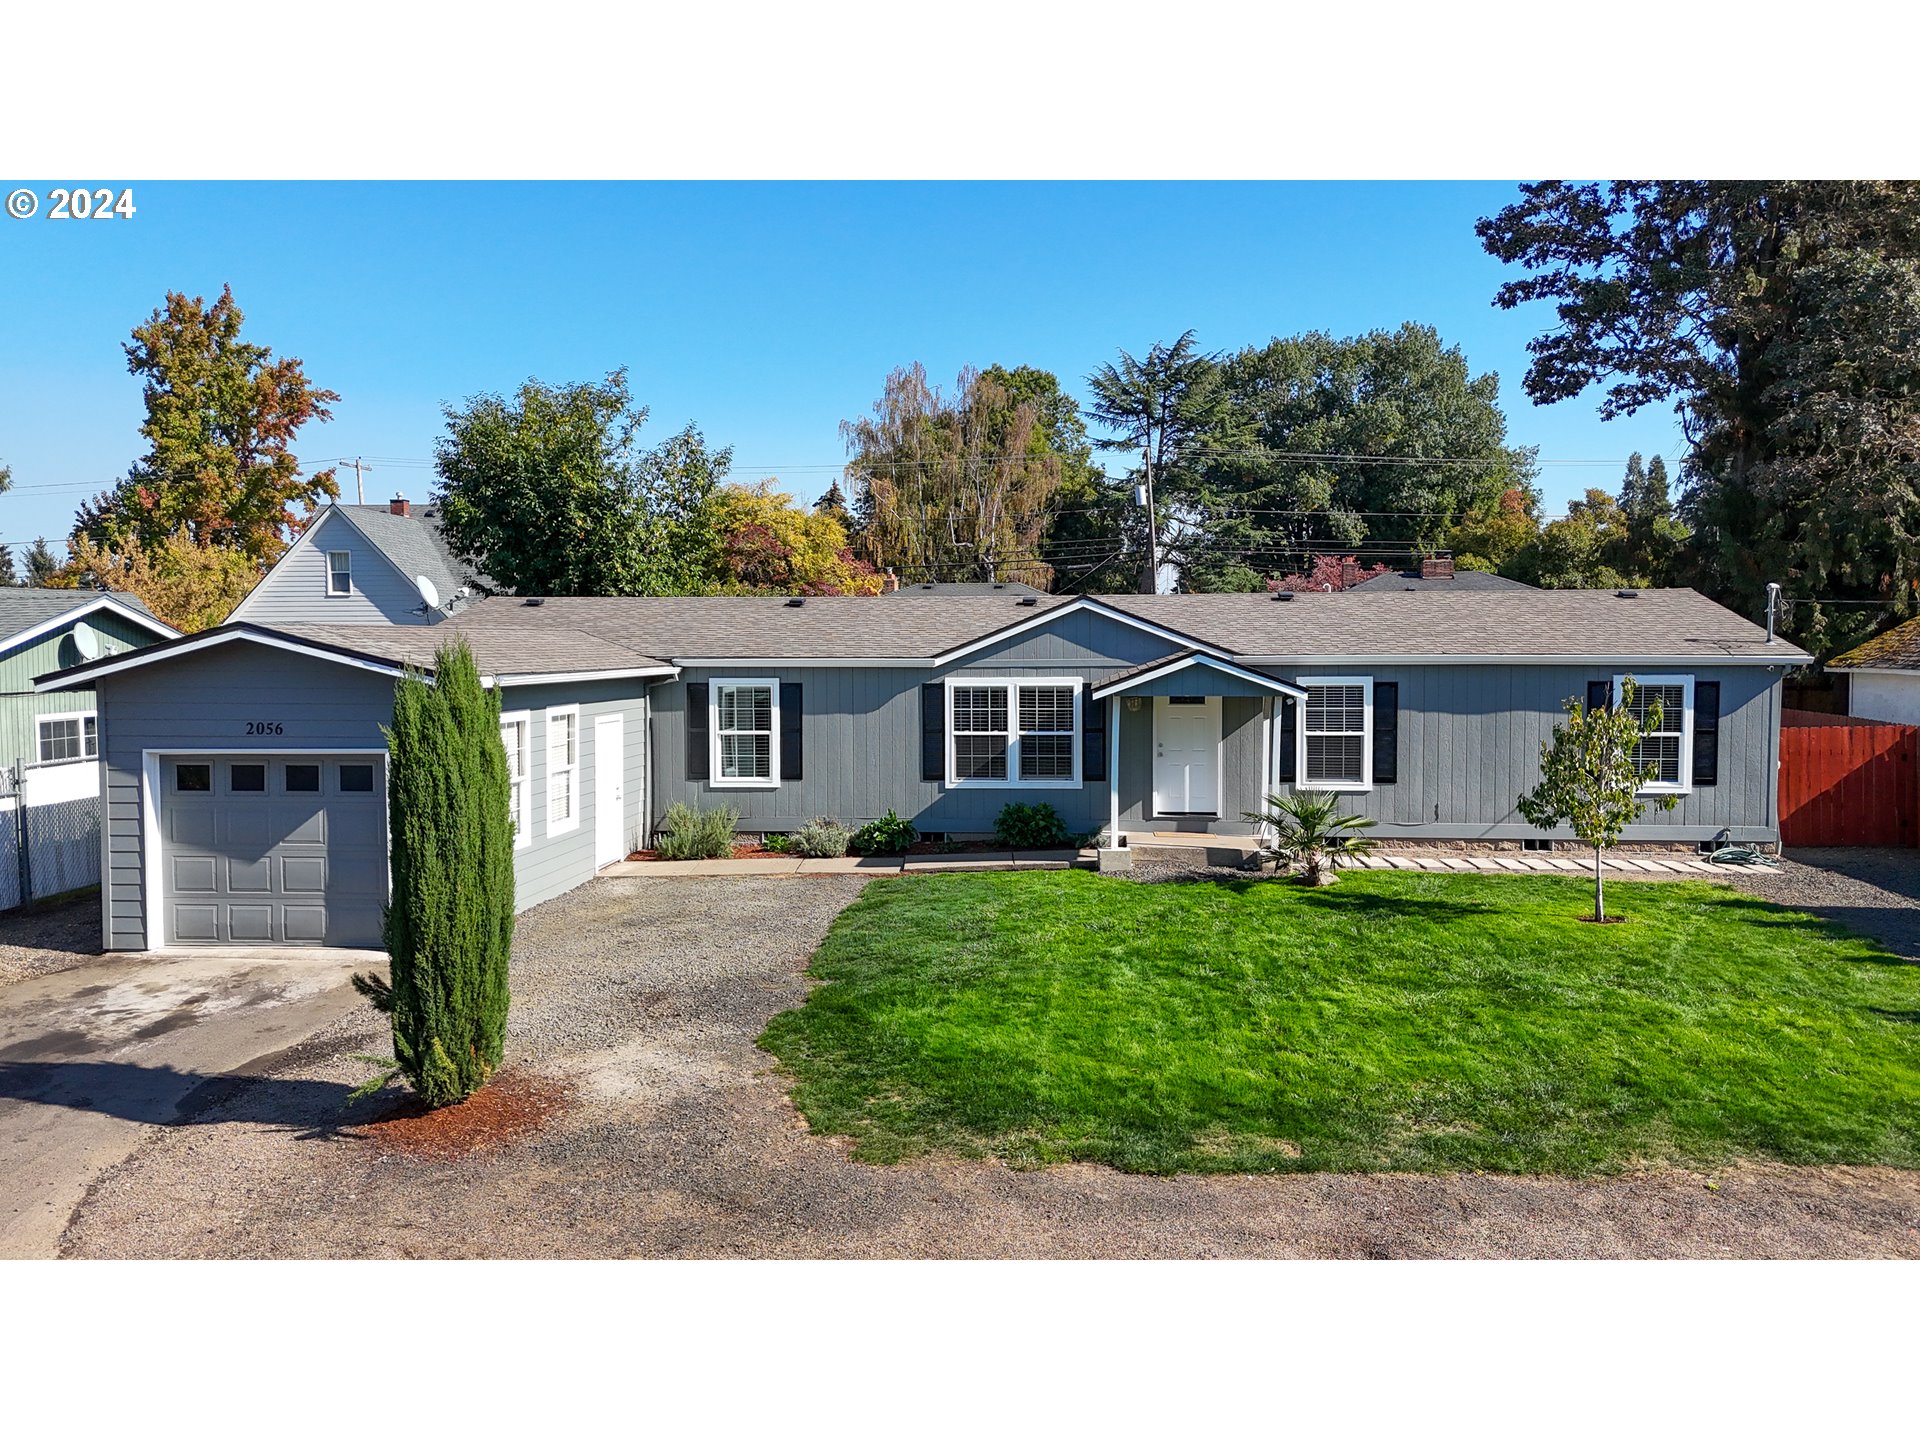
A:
[[0, 608, 168, 774]]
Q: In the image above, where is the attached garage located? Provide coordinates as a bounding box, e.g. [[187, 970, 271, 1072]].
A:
[[158, 752, 387, 946]]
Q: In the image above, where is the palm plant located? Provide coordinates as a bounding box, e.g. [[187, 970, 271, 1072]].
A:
[[1242, 791, 1378, 885]]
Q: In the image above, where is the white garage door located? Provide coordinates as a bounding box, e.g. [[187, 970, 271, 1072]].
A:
[[160, 754, 387, 947]]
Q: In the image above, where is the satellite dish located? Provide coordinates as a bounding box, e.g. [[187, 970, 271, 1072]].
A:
[[72, 623, 102, 660], [415, 575, 441, 611]]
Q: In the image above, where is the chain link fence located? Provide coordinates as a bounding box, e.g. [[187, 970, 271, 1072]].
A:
[[0, 763, 104, 910]]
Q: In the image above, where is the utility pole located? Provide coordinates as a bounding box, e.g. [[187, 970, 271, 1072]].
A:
[[342, 457, 371, 505], [1139, 443, 1158, 594]]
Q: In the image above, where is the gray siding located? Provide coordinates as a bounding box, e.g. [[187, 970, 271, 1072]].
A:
[[0, 607, 164, 775], [231, 510, 433, 626], [1238, 662, 1783, 843], [1116, 695, 1268, 835], [95, 642, 653, 949], [956, 608, 1191, 668]]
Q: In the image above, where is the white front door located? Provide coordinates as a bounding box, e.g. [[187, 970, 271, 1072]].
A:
[[1152, 696, 1220, 815], [594, 715, 625, 866]]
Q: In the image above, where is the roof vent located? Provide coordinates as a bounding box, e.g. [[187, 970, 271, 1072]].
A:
[[785, 597, 806, 607], [1017, 596, 1039, 607], [992, 583, 1006, 589], [523, 597, 545, 607], [1615, 589, 1639, 598], [1273, 590, 1294, 602]]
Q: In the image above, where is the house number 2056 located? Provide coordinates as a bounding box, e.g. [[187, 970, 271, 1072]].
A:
[[244, 721, 285, 735]]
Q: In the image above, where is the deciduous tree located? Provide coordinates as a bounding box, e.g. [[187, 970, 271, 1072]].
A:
[[712, 480, 882, 594], [843, 363, 1068, 588], [434, 370, 728, 596], [75, 286, 339, 562], [64, 529, 262, 631], [1517, 677, 1680, 921], [1479, 181, 1920, 654]]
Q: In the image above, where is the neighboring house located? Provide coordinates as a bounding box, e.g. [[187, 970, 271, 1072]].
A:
[[1826, 618, 1920, 725], [1348, 556, 1536, 592], [227, 497, 491, 626], [881, 578, 1047, 596], [41, 585, 1806, 951], [0, 590, 179, 803]]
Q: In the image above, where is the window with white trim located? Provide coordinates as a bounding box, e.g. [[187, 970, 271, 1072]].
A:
[[326, 550, 352, 596], [1615, 674, 1692, 793], [711, 680, 779, 786], [500, 710, 531, 849], [36, 712, 98, 765], [946, 679, 1080, 787], [1297, 678, 1372, 789], [546, 706, 579, 832]]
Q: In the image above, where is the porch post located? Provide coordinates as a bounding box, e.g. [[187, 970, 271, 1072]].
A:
[[1108, 695, 1121, 844]]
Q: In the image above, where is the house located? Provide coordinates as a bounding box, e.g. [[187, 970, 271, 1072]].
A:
[[1826, 618, 1920, 725], [39, 581, 1807, 951], [880, 577, 1047, 596], [1349, 557, 1536, 592], [227, 496, 490, 626], [0, 590, 178, 803]]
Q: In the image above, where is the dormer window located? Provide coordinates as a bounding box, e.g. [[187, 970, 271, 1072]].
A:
[[326, 550, 352, 597]]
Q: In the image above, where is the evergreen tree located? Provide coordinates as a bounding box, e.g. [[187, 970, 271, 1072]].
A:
[[25, 538, 61, 586], [0, 546, 17, 587], [1616, 453, 1687, 585], [369, 640, 515, 1107]]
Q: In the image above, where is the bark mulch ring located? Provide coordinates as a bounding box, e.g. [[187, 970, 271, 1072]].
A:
[[355, 1070, 573, 1161]]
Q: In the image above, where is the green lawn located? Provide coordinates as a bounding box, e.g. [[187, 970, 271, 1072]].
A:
[[758, 870, 1920, 1176]]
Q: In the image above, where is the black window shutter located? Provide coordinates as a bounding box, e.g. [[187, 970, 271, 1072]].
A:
[[1278, 696, 1297, 783], [1082, 695, 1107, 783], [1586, 679, 1612, 714], [685, 682, 709, 781], [780, 682, 803, 781], [1692, 681, 1720, 787], [921, 682, 945, 782], [1372, 682, 1399, 784]]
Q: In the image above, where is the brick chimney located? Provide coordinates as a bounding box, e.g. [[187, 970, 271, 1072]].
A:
[[1420, 553, 1455, 580], [390, 495, 411, 517], [1339, 558, 1360, 589], [882, 567, 899, 594]]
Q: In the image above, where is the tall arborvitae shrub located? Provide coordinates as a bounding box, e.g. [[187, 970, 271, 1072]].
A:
[[380, 640, 515, 1106]]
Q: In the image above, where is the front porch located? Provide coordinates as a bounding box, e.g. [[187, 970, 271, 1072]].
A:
[[1093, 650, 1302, 849]]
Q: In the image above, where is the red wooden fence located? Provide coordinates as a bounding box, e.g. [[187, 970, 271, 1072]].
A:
[[1778, 710, 1918, 846]]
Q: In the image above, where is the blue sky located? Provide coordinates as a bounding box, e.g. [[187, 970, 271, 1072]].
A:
[[0, 181, 1687, 555]]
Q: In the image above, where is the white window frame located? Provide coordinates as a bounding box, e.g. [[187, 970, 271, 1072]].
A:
[[500, 708, 532, 850], [545, 704, 580, 834], [35, 710, 98, 766], [709, 678, 781, 789], [326, 549, 352, 597], [1294, 675, 1374, 792], [942, 677, 1083, 789], [1613, 673, 1694, 796]]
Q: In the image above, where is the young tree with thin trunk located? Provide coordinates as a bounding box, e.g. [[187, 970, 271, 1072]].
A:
[[358, 640, 515, 1107], [1517, 678, 1680, 922]]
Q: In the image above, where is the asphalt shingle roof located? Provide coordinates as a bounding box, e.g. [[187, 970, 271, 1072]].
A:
[[1349, 569, 1536, 593], [435, 587, 1806, 664], [1829, 617, 1920, 671], [883, 581, 1046, 596], [0, 588, 159, 641], [335, 504, 493, 607], [270, 620, 668, 678]]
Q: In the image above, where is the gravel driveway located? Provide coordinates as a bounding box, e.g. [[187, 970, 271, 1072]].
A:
[[62, 871, 1920, 1259], [1719, 847, 1920, 961], [0, 893, 101, 990]]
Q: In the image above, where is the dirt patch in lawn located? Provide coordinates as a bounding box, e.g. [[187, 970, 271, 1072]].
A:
[[359, 1069, 573, 1161]]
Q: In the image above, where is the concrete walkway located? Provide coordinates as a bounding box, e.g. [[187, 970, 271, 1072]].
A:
[[0, 948, 379, 1257]]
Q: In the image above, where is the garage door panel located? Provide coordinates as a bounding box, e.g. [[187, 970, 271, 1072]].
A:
[[172, 904, 219, 942], [282, 856, 328, 893], [162, 753, 386, 947], [171, 856, 218, 893], [227, 857, 273, 892], [283, 906, 329, 942]]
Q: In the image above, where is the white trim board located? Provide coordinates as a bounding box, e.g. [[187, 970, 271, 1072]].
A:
[[36, 628, 411, 691], [943, 675, 1084, 790], [708, 677, 781, 790], [1092, 652, 1307, 701]]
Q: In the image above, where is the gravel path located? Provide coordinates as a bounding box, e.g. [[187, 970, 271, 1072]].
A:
[[0, 893, 100, 990], [61, 871, 1920, 1259], [1718, 848, 1920, 962]]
